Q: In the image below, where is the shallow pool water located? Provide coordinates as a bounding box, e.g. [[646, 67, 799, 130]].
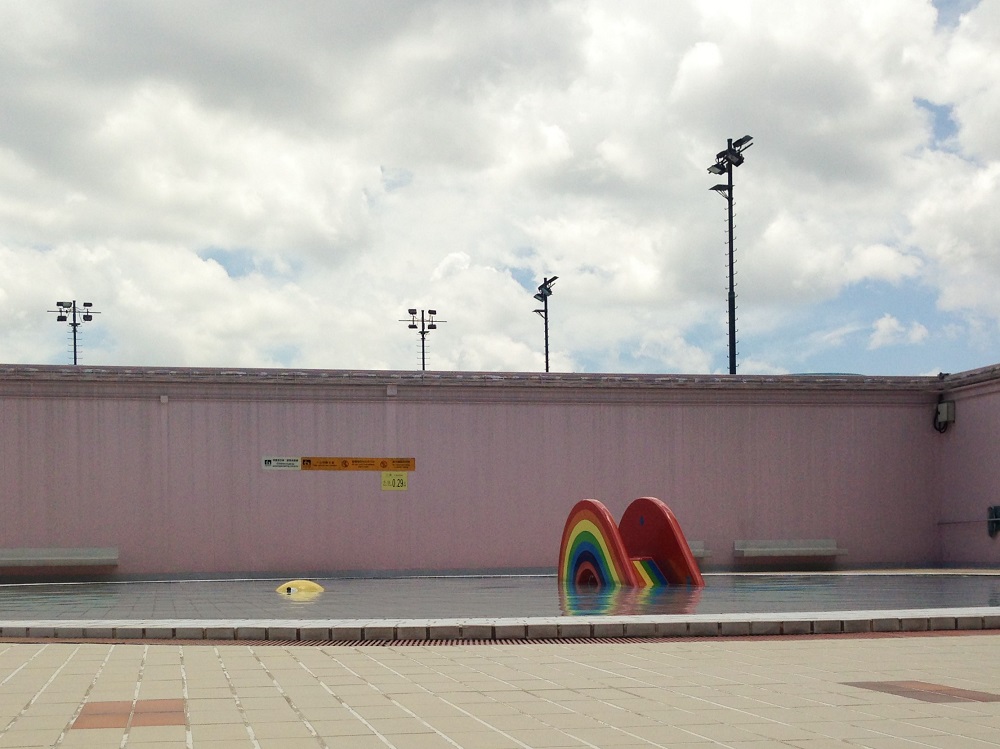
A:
[[1, 573, 1000, 621]]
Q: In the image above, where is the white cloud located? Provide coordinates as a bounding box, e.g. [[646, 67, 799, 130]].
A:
[[869, 314, 930, 350], [0, 1, 998, 376]]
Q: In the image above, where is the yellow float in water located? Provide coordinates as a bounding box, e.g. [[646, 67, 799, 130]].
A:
[[276, 579, 324, 601]]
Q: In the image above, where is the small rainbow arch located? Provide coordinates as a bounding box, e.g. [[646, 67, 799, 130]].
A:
[[558, 500, 638, 587]]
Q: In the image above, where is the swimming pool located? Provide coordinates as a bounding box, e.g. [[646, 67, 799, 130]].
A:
[[2, 571, 999, 621]]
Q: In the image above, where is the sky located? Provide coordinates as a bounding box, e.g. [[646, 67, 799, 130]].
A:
[[1, 0, 999, 376]]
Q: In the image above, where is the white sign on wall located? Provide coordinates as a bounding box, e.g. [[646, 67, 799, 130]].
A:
[[261, 456, 302, 470]]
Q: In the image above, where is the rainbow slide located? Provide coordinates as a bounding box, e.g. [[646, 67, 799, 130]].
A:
[[558, 497, 704, 588]]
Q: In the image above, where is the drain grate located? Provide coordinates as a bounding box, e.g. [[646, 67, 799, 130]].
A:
[[172, 637, 660, 647], [3, 628, 998, 647]]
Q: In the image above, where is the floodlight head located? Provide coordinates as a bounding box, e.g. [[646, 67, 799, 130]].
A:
[[408, 308, 417, 315], [707, 163, 726, 175], [533, 293, 545, 302], [82, 302, 92, 308], [82, 314, 93, 321], [428, 309, 437, 316], [57, 314, 67, 322], [428, 323, 436, 330], [733, 134, 753, 148], [408, 323, 417, 330], [536, 277, 556, 296], [57, 301, 71, 307]]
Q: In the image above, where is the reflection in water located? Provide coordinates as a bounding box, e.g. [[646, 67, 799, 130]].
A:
[[560, 583, 703, 615]]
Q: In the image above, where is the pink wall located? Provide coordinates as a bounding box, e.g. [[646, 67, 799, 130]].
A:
[[0, 365, 981, 576], [936, 367, 1000, 567]]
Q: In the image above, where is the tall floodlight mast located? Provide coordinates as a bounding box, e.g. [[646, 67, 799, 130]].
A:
[[400, 308, 445, 371], [532, 276, 557, 372], [708, 135, 753, 374], [49, 300, 100, 365]]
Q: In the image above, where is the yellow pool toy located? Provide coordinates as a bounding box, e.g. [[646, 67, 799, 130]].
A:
[[276, 579, 324, 601]]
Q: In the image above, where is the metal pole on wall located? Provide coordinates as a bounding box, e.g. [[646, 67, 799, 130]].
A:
[[533, 276, 557, 373], [400, 308, 445, 371], [726, 146, 736, 375], [708, 135, 753, 374], [49, 300, 99, 365]]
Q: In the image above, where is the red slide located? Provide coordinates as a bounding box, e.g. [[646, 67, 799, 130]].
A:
[[619, 497, 704, 586]]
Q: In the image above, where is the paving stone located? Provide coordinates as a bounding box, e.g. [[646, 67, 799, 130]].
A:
[[623, 621, 656, 637], [719, 621, 750, 636], [329, 626, 363, 641], [235, 627, 268, 640], [591, 621, 625, 637], [929, 617, 957, 631], [812, 619, 843, 634], [956, 616, 984, 630], [781, 620, 812, 635], [687, 621, 719, 636], [363, 626, 396, 640], [494, 623, 527, 639], [456, 624, 489, 639], [749, 620, 781, 636], [656, 621, 689, 637], [557, 621, 592, 638], [525, 622, 558, 639], [299, 627, 331, 641], [842, 619, 871, 633], [872, 618, 901, 632], [395, 625, 428, 640]]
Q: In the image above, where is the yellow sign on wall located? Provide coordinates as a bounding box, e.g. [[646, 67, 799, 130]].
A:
[[300, 457, 415, 472], [381, 472, 408, 491]]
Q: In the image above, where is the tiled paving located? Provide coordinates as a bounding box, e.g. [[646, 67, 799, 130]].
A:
[[1, 632, 999, 748]]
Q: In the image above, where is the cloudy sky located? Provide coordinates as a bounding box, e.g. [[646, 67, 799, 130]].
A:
[[1, 0, 998, 376]]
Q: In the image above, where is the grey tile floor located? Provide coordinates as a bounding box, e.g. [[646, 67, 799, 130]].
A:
[[1, 633, 999, 748]]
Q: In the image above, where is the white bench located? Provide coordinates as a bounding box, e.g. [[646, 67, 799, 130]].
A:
[[733, 539, 846, 559], [687, 540, 711, 559], [0, 548, 119, 568]]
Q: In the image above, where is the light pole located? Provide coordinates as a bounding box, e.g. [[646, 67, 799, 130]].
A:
[[48, 300, 100, 365], [400, 308, 445, 371], [533, 276, 557, 372], [708, 134, 753, 374]]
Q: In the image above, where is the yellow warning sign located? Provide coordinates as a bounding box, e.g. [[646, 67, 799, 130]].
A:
[[381, 472, 408, 490], [300, 457, 415, 472]]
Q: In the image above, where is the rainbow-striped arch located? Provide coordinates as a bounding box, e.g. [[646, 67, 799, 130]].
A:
[[558, 500, 633, 587], [558, 497, 704, 589]]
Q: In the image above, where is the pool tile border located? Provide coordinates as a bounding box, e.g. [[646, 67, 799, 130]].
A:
[[3, 607, 1000, 642]]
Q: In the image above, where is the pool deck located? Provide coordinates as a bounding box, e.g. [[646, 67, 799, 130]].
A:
[[1, 629, 999, 748]]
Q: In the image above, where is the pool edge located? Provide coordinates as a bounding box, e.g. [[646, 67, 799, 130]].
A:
[[4, 607, 1000, 642]]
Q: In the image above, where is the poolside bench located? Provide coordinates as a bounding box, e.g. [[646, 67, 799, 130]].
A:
[[687, 540, 711, 560], [0, 547, 119, 568], [733, 539, 846, 559]]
